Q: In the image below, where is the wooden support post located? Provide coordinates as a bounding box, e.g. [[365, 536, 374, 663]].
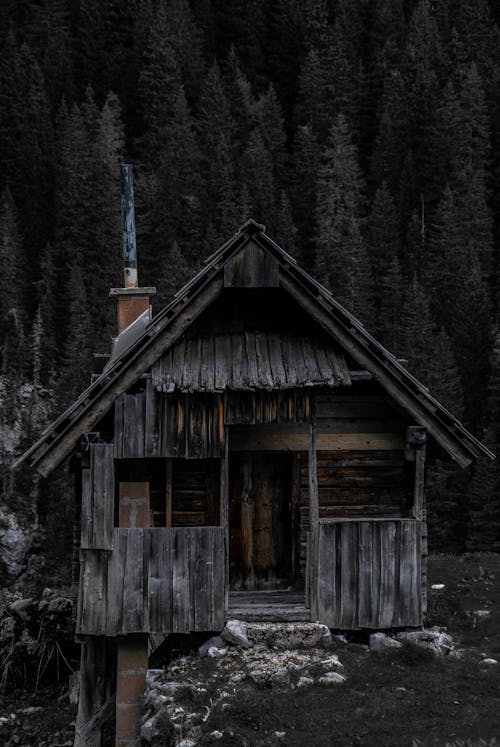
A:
[[115, 482, 150, 747], [413, 444, 426, 520], [308, 397, 319, 619], [220, 437, 229, 612], [74, 637, 112, 747]]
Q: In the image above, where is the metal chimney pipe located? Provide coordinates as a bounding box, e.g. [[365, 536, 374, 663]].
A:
[[120, 163, 138, 288]]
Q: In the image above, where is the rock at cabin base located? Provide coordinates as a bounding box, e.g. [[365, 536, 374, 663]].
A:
[[198, 635, 225, 656], [319, 671, 346, 685], [245, 622, 332, 650], [221, 620, 253, 649], [369, 632, 403, 651], [396, 629, 454, 655]]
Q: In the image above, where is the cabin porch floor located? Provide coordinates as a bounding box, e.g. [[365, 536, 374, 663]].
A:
[[227, 589, 310, 622]]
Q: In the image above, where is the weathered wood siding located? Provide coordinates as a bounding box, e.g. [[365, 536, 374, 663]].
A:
[[224, 389, 311, 425], [114, 380, 225, 458], [152, 332, 350, 392], [314, 519, 422, 628], [80, 444, 115, 550], [76, 527, 225, 636], [223, 239, 279, 287]]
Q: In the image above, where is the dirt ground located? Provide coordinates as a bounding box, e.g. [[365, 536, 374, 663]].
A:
[[1, 553, 499, 747]]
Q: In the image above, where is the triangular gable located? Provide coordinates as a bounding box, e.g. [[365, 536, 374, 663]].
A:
[[16, 219, 494, 476]]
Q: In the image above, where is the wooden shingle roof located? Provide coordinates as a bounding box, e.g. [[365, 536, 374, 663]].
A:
[[16, 219, 494, 476], [151, 330, 351, 392]]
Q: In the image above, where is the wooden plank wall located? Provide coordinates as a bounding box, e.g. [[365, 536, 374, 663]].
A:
[[80, 443, 115, 550], [114, 380, 225, 459], [298, 450, 411, 578], [315, 519, 422, 628], [76, 527, 225, 636], [223, 239, 279, 287], [224, 389, 311, 425]]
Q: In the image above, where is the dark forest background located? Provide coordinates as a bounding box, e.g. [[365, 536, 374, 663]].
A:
[[1, 0, 500, 573]]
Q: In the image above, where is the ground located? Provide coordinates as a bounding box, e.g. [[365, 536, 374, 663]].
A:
[[0, 553, 499, 747]]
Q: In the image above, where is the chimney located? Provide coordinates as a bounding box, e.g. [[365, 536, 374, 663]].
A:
[[110, 164, 156, 334]]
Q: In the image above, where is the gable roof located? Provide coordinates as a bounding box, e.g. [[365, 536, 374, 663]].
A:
[[16, 219, 494, 476]]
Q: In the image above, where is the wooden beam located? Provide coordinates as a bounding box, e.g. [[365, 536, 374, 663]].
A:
[[308, 398, 319, 619], [229, 428, 404, 451], [35, 278, 224, 477], [220, 437, 229, 611], [413, 444, 426, 520], [279, 273, 473, 469], [74, 638, 110, 747]]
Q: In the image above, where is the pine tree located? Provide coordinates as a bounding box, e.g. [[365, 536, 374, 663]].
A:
[[365, 182, 400, 327], [378, 256, 404, 352], [290, 123, 320, 265], [314, 115, 373, 322], [0, 188, 24, 334]]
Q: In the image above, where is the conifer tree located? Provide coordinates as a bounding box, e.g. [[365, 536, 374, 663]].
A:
[[365, 182, 400, 327], [314, 115, 373, 322]]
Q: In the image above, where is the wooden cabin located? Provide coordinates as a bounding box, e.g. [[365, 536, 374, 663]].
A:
[[18, 217, 492, 746]]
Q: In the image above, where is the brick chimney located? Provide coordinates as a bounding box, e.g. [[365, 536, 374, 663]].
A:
[[110, 164, 155, 333]]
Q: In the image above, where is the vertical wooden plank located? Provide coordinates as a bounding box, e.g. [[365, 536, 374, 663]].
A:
[[339, 522, 358, 628], [135, 392, 145, 458], [145, 378, 160, 457], [378, 521, 396, 628], [317, 523, 337, 627], [80, 469, 92, 549], [240, 458, 255, 588], [90, 444, 115, 551], [392, 520, 402, 627], [220, 439, 229, 612], [214, 529, 226, 629], [399, 520, 422, 626], [357, 522, 372, 628], [165, 459, 173, 528], [413, 445, 426, 519], [370, 522, 381, 627], [307, 396, 320, 617], [120, 529, 144, 634], [113, 396, 125, 459], [148, 528, 173, 633], [105, 530, 119, 635], [172, 528, 190, 633]]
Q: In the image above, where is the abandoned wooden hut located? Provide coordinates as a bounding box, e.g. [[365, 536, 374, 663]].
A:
[[18, 191, 493, 745]]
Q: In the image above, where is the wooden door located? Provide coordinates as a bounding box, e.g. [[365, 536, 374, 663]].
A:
[[228, 452, 293, 589]]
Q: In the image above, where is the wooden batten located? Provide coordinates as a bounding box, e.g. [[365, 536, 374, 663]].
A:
[[224, 239, 279, 287], [80, 443, 115, 551], [76, 528, 225, 636], [307, 405, 320, 617], [316, 519, 422, 628]]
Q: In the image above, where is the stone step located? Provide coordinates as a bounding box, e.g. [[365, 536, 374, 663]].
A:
[[227, 604, 311, 623]]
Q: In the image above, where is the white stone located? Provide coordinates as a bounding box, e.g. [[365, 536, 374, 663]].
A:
[[207, 646, 227, 657], [297, 676, 314, 688], [198, 636, 225, 655], [474, 610, 491, 617], [274, 732, 286, 739], [177, 741, 196, 747], [141, 716, 158, 741], [480, 658, 498, 665], [209, 732, 223, 740], [431, 584, 445, 590], [319, 671, 346, 685], [369, 632, 402, 651], [222, 620, 253, 649]]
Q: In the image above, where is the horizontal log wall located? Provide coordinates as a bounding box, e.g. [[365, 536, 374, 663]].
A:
[[76, 527, 225, 636], [315, 519, 422, 628]]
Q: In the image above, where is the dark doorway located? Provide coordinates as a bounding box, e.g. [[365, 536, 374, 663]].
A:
[[228, 452, 296, 590]]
